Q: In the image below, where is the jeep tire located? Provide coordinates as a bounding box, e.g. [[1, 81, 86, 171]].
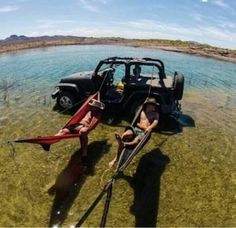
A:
[[57, 91, 77, 110], [173, 74, 184, 100]]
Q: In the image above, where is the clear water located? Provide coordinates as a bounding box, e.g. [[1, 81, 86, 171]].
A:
[[0, 45, 235, 226]]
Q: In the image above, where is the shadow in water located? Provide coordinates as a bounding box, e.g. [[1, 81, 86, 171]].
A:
[[121, 148, 170, 227], [177, 113, 195, 127], [48, 140, 111, 227], [158, 113, 195, 135]]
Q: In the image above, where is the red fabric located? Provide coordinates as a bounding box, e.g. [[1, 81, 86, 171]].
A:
[[15, 93, 102, 151]]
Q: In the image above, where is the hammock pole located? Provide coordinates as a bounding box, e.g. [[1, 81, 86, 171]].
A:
[[75, 180, 112, 227], [99, 181, 113, 228]]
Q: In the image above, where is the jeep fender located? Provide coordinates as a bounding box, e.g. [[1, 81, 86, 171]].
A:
[[57, 83, 80, 94]]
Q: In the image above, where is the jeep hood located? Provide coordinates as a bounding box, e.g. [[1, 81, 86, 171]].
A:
[[60, 71, 94, 83]]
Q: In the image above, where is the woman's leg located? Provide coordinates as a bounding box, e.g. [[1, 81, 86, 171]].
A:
[[109, 130, 134, 168], [54, 128, 70, 136], [79, 127, 89, 157], [122, 129, 134, 140], [123, 135, 141, 147], [109, 133, 124, 168]]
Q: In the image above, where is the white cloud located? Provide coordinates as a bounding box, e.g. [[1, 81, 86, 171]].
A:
[[212, 0, 236, 13], [28, 19, 236, 49], [191, 13, 236, 30], [218, 20, 236, 29], [77, 0, 111, 12], [0, 5, 18, 13], [192, 13, 205, 22], [114, 19, 236, 48], [12, 0, 27, 2], [201, 0, 208, 3], [213, 0, 228, 8], [36, 19, 76, 29], [78, 0, 99, 12]]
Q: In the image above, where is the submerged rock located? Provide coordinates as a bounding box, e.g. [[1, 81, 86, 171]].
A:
[[15, 95, 21, 101], [0, 116, 8, 125]]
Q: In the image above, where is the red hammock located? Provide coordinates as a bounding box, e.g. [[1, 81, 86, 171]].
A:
[[15, 93, 103, 151]]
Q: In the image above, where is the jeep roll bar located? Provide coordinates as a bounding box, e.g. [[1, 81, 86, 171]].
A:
[[94, 57, 166, 79], [142, 58, 166, 78]]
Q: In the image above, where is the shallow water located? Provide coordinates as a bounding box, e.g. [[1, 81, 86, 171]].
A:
[[0, 45, 236, 226]]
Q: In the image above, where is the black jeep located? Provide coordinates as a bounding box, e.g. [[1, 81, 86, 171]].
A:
[[52, 57, 184, 117]]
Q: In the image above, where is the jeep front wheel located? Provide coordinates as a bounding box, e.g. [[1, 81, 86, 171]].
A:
[[57, 91, 77, 110]]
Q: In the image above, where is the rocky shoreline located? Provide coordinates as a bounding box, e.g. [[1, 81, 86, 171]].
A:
[[0, 35, 236, 64], [150, 45, 236, 63]]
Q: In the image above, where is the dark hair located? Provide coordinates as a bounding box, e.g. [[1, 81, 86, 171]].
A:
[[133, 65, 141, 76], [134, 65, 141, 71]]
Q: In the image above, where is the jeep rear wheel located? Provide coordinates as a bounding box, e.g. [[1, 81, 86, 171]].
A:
[[57, 91, 77, 110], [173, 73, 184, 100]]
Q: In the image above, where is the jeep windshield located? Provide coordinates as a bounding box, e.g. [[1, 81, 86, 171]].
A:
[[96, 62, 126, 83], [129, 63, 161, 79], [97, 63, 112, 73]]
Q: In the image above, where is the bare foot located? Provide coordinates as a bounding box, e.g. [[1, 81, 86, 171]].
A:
[[114, 132, 124, 148], [54, 131, 63, 136], [114, 132, 121, 139], [55, 129, 68, 136], [109, 158, 117, 169]]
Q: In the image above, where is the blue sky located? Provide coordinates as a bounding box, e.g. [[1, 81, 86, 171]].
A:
[[0, 0, 236, 49]]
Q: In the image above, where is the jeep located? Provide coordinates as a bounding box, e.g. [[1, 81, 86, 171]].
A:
[[51, 57, 184, 117]]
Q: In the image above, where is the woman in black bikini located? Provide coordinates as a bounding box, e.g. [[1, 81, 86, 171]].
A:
[[55, 99, 104, 160]]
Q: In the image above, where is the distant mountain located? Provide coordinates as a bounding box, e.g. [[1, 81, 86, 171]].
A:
[[186, 40, 201, 45], [186, 40, 212, 47], [1, 34, 88, 44], [4, 34, 29, 42]]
